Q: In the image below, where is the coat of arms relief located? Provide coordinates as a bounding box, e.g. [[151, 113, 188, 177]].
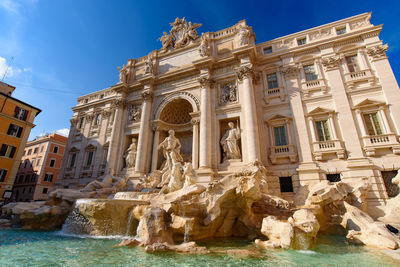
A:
[[160, 17, 202, 52]]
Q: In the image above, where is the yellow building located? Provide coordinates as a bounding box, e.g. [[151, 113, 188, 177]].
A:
[[0, 82, 41, 204]]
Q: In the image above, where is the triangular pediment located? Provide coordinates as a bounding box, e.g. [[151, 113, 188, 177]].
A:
[[307, 107, 335, 116], [354, 98, 385, 108], [266, 114, 291, 122]]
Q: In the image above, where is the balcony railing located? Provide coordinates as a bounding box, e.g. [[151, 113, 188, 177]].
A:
[[264, 87, 285, 103], [269, 144, 297, 164], [362, 133, 400, 156], [312, 139, 345, 160], [301, 79, 328, 97], [344, 69, 375, 89]]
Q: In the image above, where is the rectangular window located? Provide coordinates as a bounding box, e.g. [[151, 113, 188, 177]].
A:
[[0, 144, 16, 158], [94, 114, 101, 126], [14, 106, 28, 121], [86, 151, 94, 166], [346, 55, 360, 73], [31, 159, 35, 167], [7, 124, 23, 138], [274, 126, 288, 146], [315, 120, 331, 141], [297, 37, 306, 46], [36, 158, 41, 166], [267, 73, 278, 89], [42, 188, 48, 194], [78, 117, 85, 129], [363, 113, 383, 136], [0, 169, 7, 182], [34, 147, 38, 154], [279, 177, 294, 192], [304, 64, 318, 81], [44, 174, 54, 182], [40, 146, 44, 153], [53, 146, 58, 153], [263, 46, 272, 54], [24, 174, 30, 183], [31, 173, 36, 182], [24, 160, 28, 168], [18, 175, 24, 183], [70, 153, 76, 168], [336, 27, 346, 35], [50, 159, 56, 167], [327, 173, 341, 183], [27, 149, 32, 155]]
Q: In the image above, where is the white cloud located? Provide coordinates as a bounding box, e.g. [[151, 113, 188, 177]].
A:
[[0, 0, 20, 14], [0, 56, 15, 78], [55, 128, 70, 137]]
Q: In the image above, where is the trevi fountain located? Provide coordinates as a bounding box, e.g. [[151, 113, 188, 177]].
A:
[[1, 14, 400, 266]]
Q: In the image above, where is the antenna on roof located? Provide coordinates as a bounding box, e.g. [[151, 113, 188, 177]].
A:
[[1, 56, 14, 81]]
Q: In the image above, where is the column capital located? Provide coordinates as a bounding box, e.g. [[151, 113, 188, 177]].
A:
[[236, 65, 254, 82], [198, 76, 215, 87], [279, 65, 298, 78], [367, 44, 388, 61], [355, 108, 361, 115], [321, 56, 341, 71], [191, 118, 200, 125], [111, 98, 125, 109], [141, 90, 153, 101]]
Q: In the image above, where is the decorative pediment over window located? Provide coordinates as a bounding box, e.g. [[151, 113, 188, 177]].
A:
[[85, 144, 97, 151], [307, 107, 335, 116], [354, 98, 386, 109], [69, 146, 80, 153], [266, 114, 291, 125]]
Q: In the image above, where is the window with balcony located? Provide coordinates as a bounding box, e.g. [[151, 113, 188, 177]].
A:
[[70, 153, 77, 168], [0, 144, 16, 158], [315, 120, 331, 141], [86, 151, 94, 166], [274, 126, 287, 146], [304, 64, 318, 81], [14, 106, 28, 121], [7, 124, 23, 138], [0, 169, 7, 182], [363, 112, 383, 136], [345, 55, 360, 73], [267, 73, 278, 89]]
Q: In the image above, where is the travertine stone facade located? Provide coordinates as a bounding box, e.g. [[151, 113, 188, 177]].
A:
[[56, 13, 400, 217]]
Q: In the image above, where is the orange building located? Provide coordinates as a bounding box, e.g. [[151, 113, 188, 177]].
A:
[[11, 133, 67, 201], [0, 83, 41, 204]]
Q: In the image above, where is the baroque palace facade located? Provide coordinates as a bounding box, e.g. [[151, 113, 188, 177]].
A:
[[56, 13, 400, 217]]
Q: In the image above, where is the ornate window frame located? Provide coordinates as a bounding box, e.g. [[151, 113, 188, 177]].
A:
[[262, 66, 286, 103], [306, 107, 345, 160], [265, 114, 297, 164], [297, 57, 328, 97]]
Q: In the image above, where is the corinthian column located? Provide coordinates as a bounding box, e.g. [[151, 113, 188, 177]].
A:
[[106, 96, 126, 176], [237, 65, 261, 162], [135, 87, 153, 174], [198, 76, 213, 169]]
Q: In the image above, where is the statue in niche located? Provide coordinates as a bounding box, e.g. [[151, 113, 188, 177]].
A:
[[221, 83, 237, 103], [124, 137, 137, 168], [198, 34, 209, 57], [158, 130, 184, 172], [220, 122, 241, 161], [144, 56, 153, 74], [238, 24, 251, 46], [128, 104, 141, 122], [117, 65, 127, 83]]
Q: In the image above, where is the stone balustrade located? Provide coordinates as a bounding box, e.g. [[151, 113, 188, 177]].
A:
[[312, 139, 345, 160], [269, 145, 297, 164]]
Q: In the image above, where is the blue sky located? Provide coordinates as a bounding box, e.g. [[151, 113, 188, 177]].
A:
[[1, 0, 399, 140]]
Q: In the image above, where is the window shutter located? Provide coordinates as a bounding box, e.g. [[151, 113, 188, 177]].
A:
[[7, 124, 13, 135], [10, 146, 16, 158], [0, 144, 7, 156], [17, 126, 23, 138]]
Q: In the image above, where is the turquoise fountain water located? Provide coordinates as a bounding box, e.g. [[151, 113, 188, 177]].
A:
[[1, 229, 398, 267]]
